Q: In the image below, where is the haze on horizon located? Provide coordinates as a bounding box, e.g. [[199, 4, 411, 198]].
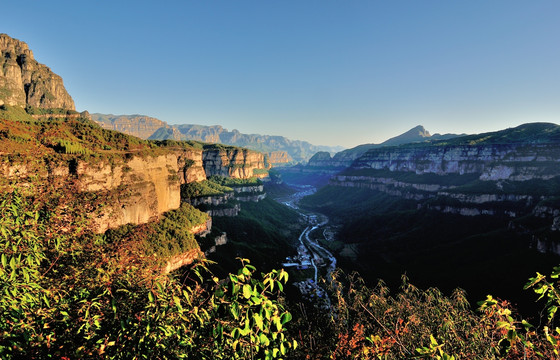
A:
[[3, 1, 559, 148]]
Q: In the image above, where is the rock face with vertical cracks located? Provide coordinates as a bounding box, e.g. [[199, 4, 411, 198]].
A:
[[78, 153, 186, 233], [203, 147, 268, 178], [0, 34, 75, 109], [78, 147, 267, 232], [0, 146, 269, 232]]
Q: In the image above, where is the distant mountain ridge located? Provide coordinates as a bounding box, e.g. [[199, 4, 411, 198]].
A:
[[91, 113, 344, 164], [308, 125, 462, 168], [90, 113, 167, 140]]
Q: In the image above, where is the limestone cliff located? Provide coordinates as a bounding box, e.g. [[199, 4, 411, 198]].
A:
[[267, 151, 292, 166], [0, 34, 75, 109], [90, 113, 168, 139], [330, 123, 560, 230], [203, 147, 269, 179], [36, 150, 205, 233], [2, 143, 269, 231], [352, 142, 560, 181], [177, 148, 206, 183]]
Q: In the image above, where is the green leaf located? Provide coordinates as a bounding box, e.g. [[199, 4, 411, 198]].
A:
[[240, 318, 251, 336], [280, 312, 292, 325], [254, 313, 264, 331], [243, 284, 252, 299], [148, 291, 155, 303], [524, 273, 545, 289], [259, 333, 270, 346], [230, 303, 240, 319]]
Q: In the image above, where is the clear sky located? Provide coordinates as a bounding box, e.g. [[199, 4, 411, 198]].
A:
[[4, 1, 559, 148]]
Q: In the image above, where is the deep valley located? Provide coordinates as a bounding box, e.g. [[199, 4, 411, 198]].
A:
[[3, 31, 560, 359]]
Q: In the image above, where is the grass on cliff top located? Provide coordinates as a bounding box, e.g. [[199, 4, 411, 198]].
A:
[[360, 122, 560, 155], [208, 175, 262, 187], [181, 176, 263, 200], [1, 105, 269, 179], [181, 179, 234, 199], [339, 168, 481, 186], [0, 106, 220, 170]]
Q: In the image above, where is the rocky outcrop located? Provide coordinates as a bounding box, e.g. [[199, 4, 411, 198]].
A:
[[186, 193, 234, 207], [0, 34, 75, 109], [90, 113, 168, 139], [268, 151, 292, 166], [205, 232, 228, 255], [190, 218, 212, 237], [203, 148, 269, 178], [232, 185, 264, 193], [308, 151, 335, 167], [177, 149, 206, 183], [236, 193, 266, 202], [207, 204, 241, 217], [232, 184, 266, 202], [533, 205, 560, 231], [77, 153, 188, 232], [162, 249, 204, 274]]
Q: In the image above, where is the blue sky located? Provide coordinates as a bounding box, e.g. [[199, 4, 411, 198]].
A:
[[4, 1, 559, 148]]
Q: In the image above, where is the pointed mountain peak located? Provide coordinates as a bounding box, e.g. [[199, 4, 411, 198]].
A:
[[406, 125, 431, 137], [381, 125, 432, 146]]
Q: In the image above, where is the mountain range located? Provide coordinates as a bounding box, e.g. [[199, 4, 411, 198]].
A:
[[90, 113, 344, 164], [308, 125, 463, 168]]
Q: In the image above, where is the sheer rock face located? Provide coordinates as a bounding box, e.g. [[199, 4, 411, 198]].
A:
[[77, 153, 186, 233], [203, 148, 269, 179], [90, 114, 168, 140], [352, 143, 560, 180], [331, 141, 560, 230], [267, 151, 292, 166], [0, 34, 75, 109], [1, 146, 267, 232]]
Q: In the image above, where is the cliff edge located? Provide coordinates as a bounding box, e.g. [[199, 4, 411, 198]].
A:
[[0, 34, 75, 110]]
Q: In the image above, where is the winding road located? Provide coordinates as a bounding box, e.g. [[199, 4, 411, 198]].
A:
[[277, 185, 337, 305]]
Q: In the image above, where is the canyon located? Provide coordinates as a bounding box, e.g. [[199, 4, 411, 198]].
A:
[[299, 123, 560, 234]]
